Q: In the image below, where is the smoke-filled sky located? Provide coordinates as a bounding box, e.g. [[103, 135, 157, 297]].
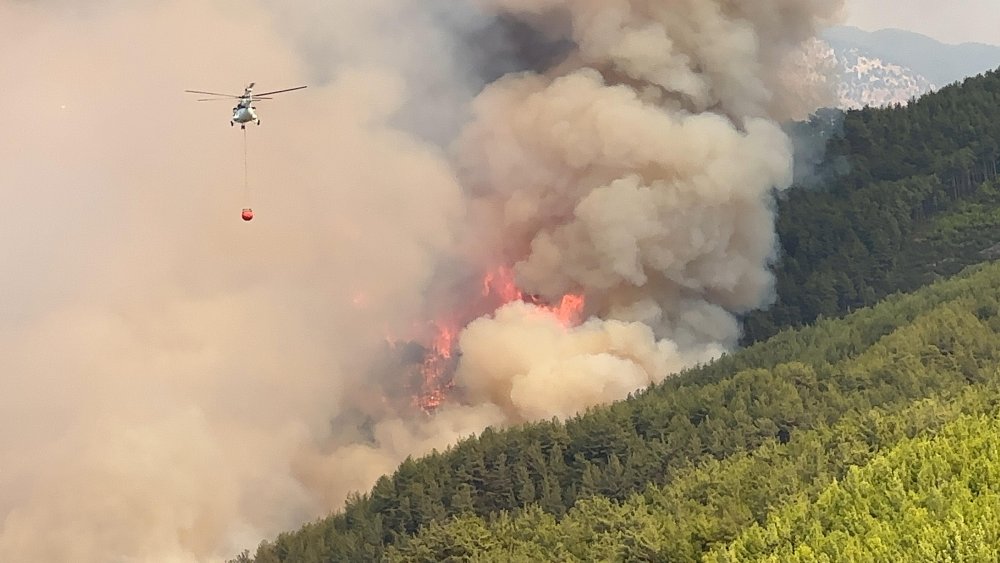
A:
[[845, 0, 1000, 45], [1, 1, 842, 561]]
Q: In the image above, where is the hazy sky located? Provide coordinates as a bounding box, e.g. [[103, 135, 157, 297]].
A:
[[846, 0, 1000, 45], [0, 1, 840, 561]]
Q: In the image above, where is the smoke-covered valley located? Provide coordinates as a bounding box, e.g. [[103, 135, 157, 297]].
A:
[[0, 1, 842, 560]]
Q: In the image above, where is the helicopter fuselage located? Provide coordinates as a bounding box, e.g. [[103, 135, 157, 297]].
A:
[[232, 106, 257, 123], [231, 98, 258, 127]]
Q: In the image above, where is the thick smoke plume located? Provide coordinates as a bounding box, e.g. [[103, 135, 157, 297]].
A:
[[0, 0, 841, 561], [449, 0, 843, 422]]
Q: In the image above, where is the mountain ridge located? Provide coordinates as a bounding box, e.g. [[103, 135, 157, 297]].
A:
[[823, 25, 1000, 87], [818, 25, 1000, 109]]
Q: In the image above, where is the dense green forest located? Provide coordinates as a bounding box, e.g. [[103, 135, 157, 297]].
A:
[[379, 262, 1000, 561], [707, 413, 1000, 562], [240, 259, 1000, 561], [390, 384, 1000, 562], [236, 69, 1000, 562], [741, 68, 1000, 343]]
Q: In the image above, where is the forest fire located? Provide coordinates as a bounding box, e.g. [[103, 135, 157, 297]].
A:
[[404, 265, 586, 413], [482, 266, 586, 326], [416, 321, 459, 412]]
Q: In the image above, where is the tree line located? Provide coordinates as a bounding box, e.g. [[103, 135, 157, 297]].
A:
[[742, 68, 1000, 344]]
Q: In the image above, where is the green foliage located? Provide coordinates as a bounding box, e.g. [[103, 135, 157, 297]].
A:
[[707, 413, 1000, 562], [241, 261, 1000, 562], [385, 302, 1000, 561], [389, 384, 1000, 562], [742, 68, 1000, 344]]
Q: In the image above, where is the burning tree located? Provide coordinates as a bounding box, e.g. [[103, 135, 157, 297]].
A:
[[385, 265, 585, 414]]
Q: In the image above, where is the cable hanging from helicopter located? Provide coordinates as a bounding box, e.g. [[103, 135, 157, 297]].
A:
[[242, 127, 252, 221], [184, 82, 307, 221]]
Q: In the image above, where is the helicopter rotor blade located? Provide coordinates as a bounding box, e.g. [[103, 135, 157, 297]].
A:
[[254, 85, 307, 97], [195, 97, 273, 102], [185, 90, 239, 98], [194, 96, 271, 102]]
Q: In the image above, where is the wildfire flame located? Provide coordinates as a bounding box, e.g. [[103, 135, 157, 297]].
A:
[[413, 265, 585, 413], [417, 320, 458, 412]]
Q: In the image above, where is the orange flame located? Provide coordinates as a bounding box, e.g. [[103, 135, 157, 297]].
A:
[[481, 266, 585, 326], [409, 265, 585, 413], [550, 293, 586, 326], [482, 266, 523, 303], [416, 321, 458, 411]]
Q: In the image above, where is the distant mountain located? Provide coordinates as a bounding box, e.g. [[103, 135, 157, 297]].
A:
[[823, 42, 935, 109], [807, 27, 1000, 108], [824, 26, 1000, 87], [817, 26, 1000, 109]]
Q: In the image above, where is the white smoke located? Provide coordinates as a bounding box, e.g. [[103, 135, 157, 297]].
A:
[[0, 1, 470, 560], [0, 0, 842, 561], [449, 0, 842, 422]]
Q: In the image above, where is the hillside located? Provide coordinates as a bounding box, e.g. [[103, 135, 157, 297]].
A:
[[708, 412, 1000, 562], [393, 382, 1000, 561], [234, 53, 1000, 563], [238, 257, 1000, 562], [742, 68, 1000, 344], [378, 263, 1000, 561]]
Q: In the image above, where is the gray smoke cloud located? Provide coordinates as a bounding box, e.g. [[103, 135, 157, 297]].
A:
[[0, 0, 842, 561], [450, 0, 843, 422], [1, 1, 472, 560]]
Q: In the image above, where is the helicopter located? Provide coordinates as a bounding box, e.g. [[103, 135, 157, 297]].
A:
[[184, 82, 307, 129]]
